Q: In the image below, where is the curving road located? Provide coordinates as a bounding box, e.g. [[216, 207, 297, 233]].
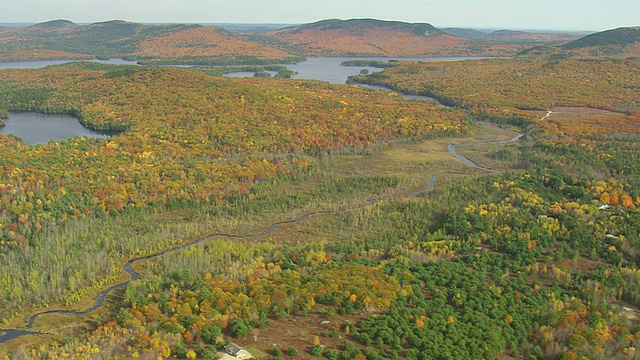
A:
[[0, 131, 526, 344]]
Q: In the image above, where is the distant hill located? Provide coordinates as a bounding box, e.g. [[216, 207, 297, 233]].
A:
[[214, 23, 297, 33], [0, 18, 614, 63], [265, 19, 575, 57], [285, 18, 446, 36], [265, 18, 470, 57], [443, 27, 583, 43], [441, 28, 490, 39], [0, 20, 300, 64], [134, 26, 298, 64], [28, 19, 78, 30], [520, 26, 640, 59], [563, 26, 640, 49]]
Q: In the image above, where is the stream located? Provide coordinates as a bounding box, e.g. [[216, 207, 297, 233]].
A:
[[0, 132, 525, 343]]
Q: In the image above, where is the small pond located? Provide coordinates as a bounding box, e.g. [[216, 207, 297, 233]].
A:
[[1, 111, 110, 145]]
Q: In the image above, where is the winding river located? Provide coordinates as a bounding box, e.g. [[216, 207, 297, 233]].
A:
[[0, 129, 525, 343], [0, 56, 528, 344], [407, 133, 524, 198]]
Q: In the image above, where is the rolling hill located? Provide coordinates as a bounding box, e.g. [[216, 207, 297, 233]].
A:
[[28, 19, 78, 30], [263, 18, 577, 57], [0, 18, 631, 63], [560, 26, 640, 57], [443, 27, 583, 43], [441, 27, 490, 39], [265, 18, 470, 57], [519, 26, 640, 60], [0, 20, 301, 64], [563, 26, 640, 49]]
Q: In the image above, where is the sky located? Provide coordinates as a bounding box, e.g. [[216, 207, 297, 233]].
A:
[[1, 0, 639, 31]]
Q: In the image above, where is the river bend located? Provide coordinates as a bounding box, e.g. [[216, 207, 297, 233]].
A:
[[0, 132, 525, 343]]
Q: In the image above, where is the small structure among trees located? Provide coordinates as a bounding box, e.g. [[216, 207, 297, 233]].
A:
[[224, 343, 255, 360]]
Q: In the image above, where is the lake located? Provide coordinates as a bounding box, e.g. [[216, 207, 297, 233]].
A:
[[0, 56, 481, 83], [288, 57, 484, 84], [222, 56, 486, 84], [0, 56, 475, 144], [221, 59, 383, 83], [287, 57, 385, 83], [1, 112, 109, 144]]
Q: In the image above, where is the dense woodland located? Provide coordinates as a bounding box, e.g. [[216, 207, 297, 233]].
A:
[[0, 62, 467, 327], [348, 56, 640, 114], [1, 29, 640, 360]]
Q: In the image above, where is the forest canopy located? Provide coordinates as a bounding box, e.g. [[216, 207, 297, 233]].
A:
[[1, 44, 640, 360]]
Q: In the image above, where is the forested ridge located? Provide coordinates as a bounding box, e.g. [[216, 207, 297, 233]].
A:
[[0, 18, 595, 64], [1, 47, 640, 359], [348, 57, 640, 114], [0, 21, 301, 64], [560, 27, 640, 58], [263, 19, 584, 58]]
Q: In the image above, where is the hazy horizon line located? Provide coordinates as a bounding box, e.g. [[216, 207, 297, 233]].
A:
[[0, 18, 608, 33]]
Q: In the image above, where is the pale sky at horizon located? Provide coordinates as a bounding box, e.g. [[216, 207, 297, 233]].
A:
[[1, 0, 638, 31]]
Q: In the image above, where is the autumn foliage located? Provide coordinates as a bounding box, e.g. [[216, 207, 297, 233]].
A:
[[0, 21, 298, 64], [0, 62, 468, 320], [2, 30, 640, 360], [0, 63, 468, 251], [135, 26, 293, 61], [266, 19, 538, 57], [350, 57, 640, 113]]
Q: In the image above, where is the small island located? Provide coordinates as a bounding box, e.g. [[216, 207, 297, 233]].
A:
[[341, 59, 399, 68]]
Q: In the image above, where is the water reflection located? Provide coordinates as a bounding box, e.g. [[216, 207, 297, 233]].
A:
[[287, 57, 484, 84], [1, 112, 109, 144]]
